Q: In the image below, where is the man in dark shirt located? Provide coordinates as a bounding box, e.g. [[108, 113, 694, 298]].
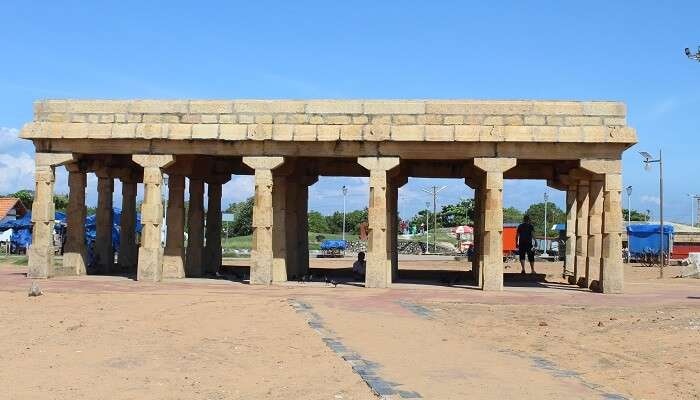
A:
[[516, 215, 536, 274]]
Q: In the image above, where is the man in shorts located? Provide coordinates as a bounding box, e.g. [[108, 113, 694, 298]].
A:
[[516, 215, 536, 274]]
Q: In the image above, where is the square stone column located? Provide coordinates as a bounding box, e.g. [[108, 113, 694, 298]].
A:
[[243, 157, 285, 285], [63, 164, 87, 276], [118, 179, 138, 271], [473, 158, 516, 291], [586, 178, 604, 290], [163, 174, 186, 278], [574, 180, 590, 287], [204, 176, 229, 276], [271, 175, 288, 282], [284, 180, 299, 279], [294, 175, 316, 278], [28, 153, 74, 278], [602, 172, 624, 293], [186, 177, 205, 277], [580, 159, 624, 294], [358, 157, 400, 288], [95, 172, 114, 274], [389, 175, 407, 281], [564, 184, 577, 283], [132, 155, 173, 282]]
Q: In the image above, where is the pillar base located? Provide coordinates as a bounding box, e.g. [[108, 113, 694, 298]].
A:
[[63, 251, 87, 276], [163, 249, 185, 279], [27, 247, 54, 279], [137, 248, 163, 282]]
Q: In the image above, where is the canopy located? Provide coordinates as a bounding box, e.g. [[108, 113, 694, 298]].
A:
[[320, 240, 347, 250]]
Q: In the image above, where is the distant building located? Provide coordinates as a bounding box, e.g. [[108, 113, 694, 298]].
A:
[[0, 197, 28, 225]]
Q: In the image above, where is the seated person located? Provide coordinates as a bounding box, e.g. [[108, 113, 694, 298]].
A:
[[352, 252, 366, 279]]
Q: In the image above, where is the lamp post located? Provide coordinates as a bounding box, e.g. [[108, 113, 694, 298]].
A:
[[425, 201, 430, 254], [640, 150, 665, 277], [341, 185, 348, 241], [685, 47, 700, 62], [543, 191, 549, 256], [688, 194, 699, 228], [626, 186, 632, 262]]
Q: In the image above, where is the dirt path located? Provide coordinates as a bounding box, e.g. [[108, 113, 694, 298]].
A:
[[0, 262, 699, 399]]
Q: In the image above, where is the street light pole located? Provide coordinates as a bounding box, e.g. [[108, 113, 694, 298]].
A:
[[341, 185, 348, 241], [640, 150, 665, 277], [425, 201, 430, 254], [626, 186, 632, 262], [543, 191, 548, 256]]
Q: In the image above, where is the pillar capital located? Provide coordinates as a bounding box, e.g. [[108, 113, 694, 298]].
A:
[[133, 154, 175, 169], [357, 156, 400, 172], [243, 156, 284, 171], [36, 152, 74, 168], [205, 174, 232, 185], [580, 159, 621, 175], [473, 157, 516, 173]]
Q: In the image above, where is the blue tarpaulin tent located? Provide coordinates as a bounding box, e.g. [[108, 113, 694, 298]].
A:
[[319, 240, 347, 250], [0, 208, 142, 255], [627, 224, 674, 255]]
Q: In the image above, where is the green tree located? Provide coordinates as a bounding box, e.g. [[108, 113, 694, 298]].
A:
[[53, 194, 69, 212], [308, 211, 330, 233], [225, 197, 254, 236], [623, 208, 648, 222], [10, 190, 34, 211], [344, 209, 368, 234], [439, 199, 474, 227], [503, 207, 524, 223], [524, 202, 566, 237]]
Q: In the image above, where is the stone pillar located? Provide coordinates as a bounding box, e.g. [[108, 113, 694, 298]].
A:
[[163, 174, 186, 278], [204, 177, 229, 275], [471, 186, 482, 283], [473, 158, 516, 291], [242, 157, 285, 285], [95, 173, 114, 274], [132, 155, 173, 282], [63, 164, 87, 276], [602, 172, 624, 293], [295, 176, 316, 278], [271, 175, 287, 282], [358, 157, 400, 288], [28, 153, 73, 278], [186, 177, 205, 277], [564, 183, 577, 283], [118, 179, 138, 271], [586, 178, 604, 290], [574, 180, 590, 287], [284, 180, 299, 279], [389, 175, 406, 281]]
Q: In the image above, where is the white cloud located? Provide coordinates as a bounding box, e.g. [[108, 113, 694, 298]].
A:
[[0, 127, 36, 194]]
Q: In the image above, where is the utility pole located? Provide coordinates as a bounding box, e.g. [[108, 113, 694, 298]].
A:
[[421, 186, 447, 253], [641, 150, 665, 277], [425, 201, 430, 254], [543, 191, 549, 256], [688, 194, 700, 228], [341, 185, 348, 241]]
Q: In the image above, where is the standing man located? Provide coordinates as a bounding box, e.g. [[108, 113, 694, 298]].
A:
[[516, 215, 536, 274]]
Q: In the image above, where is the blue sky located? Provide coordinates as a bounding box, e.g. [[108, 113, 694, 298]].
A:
[[1, 1, 698, 222]]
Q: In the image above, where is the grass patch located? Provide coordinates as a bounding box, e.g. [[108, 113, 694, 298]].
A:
[[0, 255, 28, 266], [221, 232, 360, 251]]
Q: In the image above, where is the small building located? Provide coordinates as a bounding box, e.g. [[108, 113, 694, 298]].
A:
[[0, 198, 28, 225]]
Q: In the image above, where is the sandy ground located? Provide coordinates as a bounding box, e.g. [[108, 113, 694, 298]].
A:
[[0, 258, 699, 399]]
